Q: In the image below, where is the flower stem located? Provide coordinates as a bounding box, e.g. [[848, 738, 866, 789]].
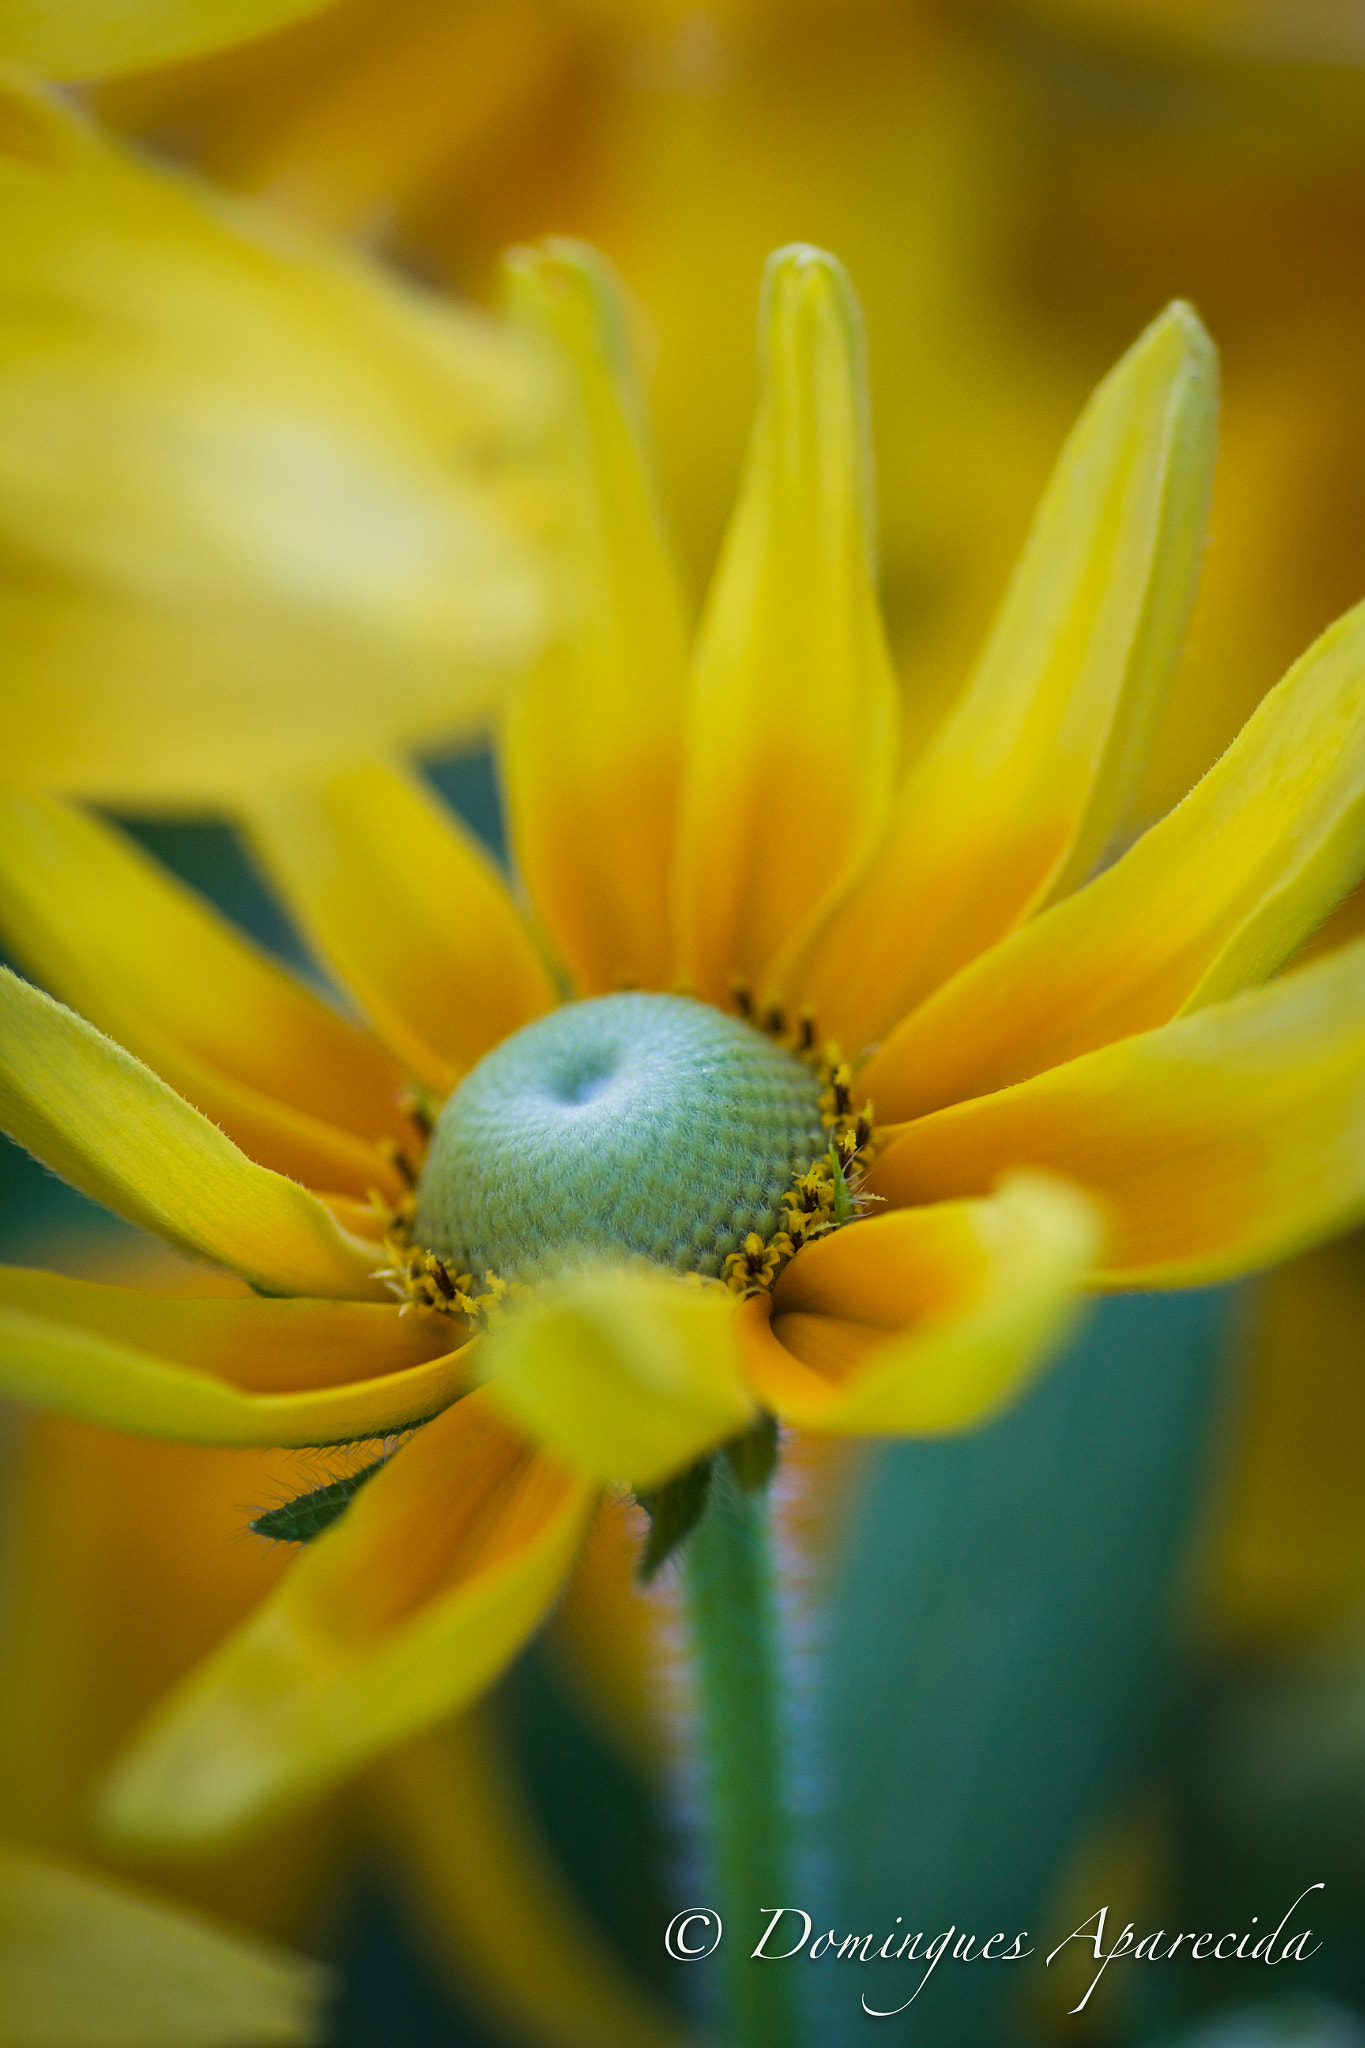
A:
[[684, 1456, 800, 2048]]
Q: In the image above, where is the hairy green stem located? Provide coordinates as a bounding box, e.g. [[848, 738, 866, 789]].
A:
[[685, 1458, 800, 2048]]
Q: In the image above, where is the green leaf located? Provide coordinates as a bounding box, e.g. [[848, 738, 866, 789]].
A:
[[815, 1289, 1233, 2045]]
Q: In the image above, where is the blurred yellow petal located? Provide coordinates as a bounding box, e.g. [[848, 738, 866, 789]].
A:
[[671, 244, 900, 1007], [477, 1262, 756, 1487], [798, 301, 1218, 1051], [736, 1173, 1098, 1433], [1210, 1230, 1365, 1645], [501, 240, 691, 996], [0, 794, 409, 1197], [0, 1300, 470, 1446], [0, 0, 338, 81], [0, 969, 381, 1298], [0, 1844, 331, 2048], [100, 1391, 593, 1847], [862, 597, 1365, 1119], [244, 763, 556, 1094], [165, 0, 567, 239], [869, 936, 1365, 1288], [0, 1266, 448, 1389], [549, 1497, 663, 1772], [376, 1714, 686, 2048], [0, 1377, 343, 1940], [0, 77, 556, 805], [1009, 0, 1359, 65]]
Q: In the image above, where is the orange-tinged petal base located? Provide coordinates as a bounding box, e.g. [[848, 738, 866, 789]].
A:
[[737, 1174, 1100, 1433]]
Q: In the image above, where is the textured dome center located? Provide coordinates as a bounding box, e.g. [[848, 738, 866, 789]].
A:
[[412, 992, 827, 1281]]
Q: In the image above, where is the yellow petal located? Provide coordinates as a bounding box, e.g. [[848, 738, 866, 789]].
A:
[[125, 3, 563, 241], [868, 936, 1365, 1288], [243, 763, 556, 1094], [0, 968, 382, 1297], [376, 1716, 687, 2048], [0, 1266, 449, 1389], [1210, 1229, 1365, 1643], [100, 1391, 594, 1846], [0, 78, 556, 805], [0, 1844, 330, 2047], [0, 793, 410, 1197], [0, 1404, 330, 1932], [671, 245, 900, 1007], [735, 1173, 1099, 1433], [0, 0, 336, 81], [549, 1497, 664, 1771], [501, 240, 691, 995], [862, 596, 1365, 1120], [0, 1302, 472, 1446], [477, 1262, 757, 1488], [0, 1258, 471, 1444], [796, 301, 1218, 1051]]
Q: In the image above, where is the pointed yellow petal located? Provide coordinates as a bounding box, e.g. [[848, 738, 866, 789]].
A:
[[244, 764, 556, 1094], [671, 245, 900, 1006], [0, 1264, 469, 1444], [0, 1266, 449, 1389], [0, 794, 409, 1196], [0, 1844, 330, 2047], [0, 969, 382, 1297], [797, 301, 1218, 1050], [377, 1716, 687, 2048], [100, 1392, 594, 1846], [862, 597, 1365, 1120], [735, 1174, 1098, 1433], [0, 79, 555, 805], [868, 937, 1365, 1287], [501, 241, 691, 995], [0, 1301, 471, 1446], [477, 1262, 756, 1487]]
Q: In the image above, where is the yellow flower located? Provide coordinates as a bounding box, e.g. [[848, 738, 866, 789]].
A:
[[91, 0, 1365, 803], [0, 77, 558, 803], [2, 237, 1365, 1857]]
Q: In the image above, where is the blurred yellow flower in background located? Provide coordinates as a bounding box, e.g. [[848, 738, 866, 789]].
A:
[[0, 77, 561, 803], [87, 0, 1365, 824]]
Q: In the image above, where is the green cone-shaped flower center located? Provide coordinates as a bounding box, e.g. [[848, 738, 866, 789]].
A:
[[413, 992, 827, 1281]]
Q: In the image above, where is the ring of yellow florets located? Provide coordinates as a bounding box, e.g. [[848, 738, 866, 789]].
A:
[[717, 986, 879, 1295], [371, 990, 878, 1322]]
